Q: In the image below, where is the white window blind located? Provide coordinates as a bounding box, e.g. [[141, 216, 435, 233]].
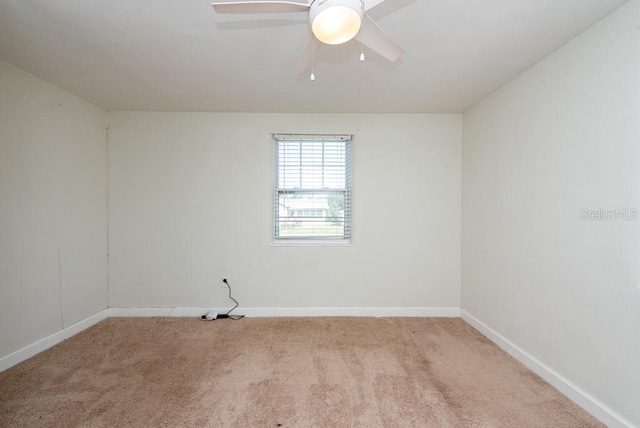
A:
[[274, 134, 351, 240]]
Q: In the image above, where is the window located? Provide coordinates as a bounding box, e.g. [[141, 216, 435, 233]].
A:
[[274, 134, 351, 241]]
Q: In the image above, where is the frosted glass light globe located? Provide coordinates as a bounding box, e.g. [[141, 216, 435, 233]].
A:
[[310, 0, 363, 45]]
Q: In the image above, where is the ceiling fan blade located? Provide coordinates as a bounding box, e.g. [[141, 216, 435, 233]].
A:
[[355, 14, 404, 62], [295, 36, 320, 75], [212, 1, 310, 14], [364, 0, 387, 11]]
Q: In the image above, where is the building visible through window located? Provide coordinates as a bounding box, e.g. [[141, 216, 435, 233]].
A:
[[274, 135, 351, 241]]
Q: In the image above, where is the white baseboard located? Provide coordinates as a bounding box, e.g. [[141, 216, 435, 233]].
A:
[[243, 307, 460, 317], [108, 306, 460, 318], [460, 309, 635, 428], [0, 309, 109, 372], [107, 307, 212, 317]]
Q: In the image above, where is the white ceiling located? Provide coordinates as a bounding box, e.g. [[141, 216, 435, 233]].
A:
[[0, 0, 628, 113]]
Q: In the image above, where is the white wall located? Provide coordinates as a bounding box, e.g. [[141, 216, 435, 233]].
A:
[[462, 2, 640, 426], [108, 113, 461, 310], [0, 61, 108, 359]]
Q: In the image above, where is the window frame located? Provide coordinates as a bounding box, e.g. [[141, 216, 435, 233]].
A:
[[273, 134, 352, 243]]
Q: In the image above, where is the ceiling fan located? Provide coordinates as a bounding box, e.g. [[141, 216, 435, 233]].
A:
[[211, 0, 405, 76]]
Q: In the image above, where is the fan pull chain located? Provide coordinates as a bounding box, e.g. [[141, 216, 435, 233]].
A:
[[311, 47, 316, 81], [360, 44, 365, 62]]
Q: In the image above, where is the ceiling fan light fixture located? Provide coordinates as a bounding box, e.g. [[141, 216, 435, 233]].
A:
[[310, 0, 364, 45]]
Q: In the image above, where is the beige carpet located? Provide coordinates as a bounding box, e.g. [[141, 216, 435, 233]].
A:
[[0, 317, 601, 427]]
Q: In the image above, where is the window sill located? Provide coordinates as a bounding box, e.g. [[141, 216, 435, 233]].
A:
[[270, 239, 352, 247]]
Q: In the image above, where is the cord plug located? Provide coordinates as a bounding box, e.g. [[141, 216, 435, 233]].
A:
[[200, 310, 218, 320]]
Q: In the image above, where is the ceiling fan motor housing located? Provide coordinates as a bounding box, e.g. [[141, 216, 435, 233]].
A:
[[309, 0, 365, 45]]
